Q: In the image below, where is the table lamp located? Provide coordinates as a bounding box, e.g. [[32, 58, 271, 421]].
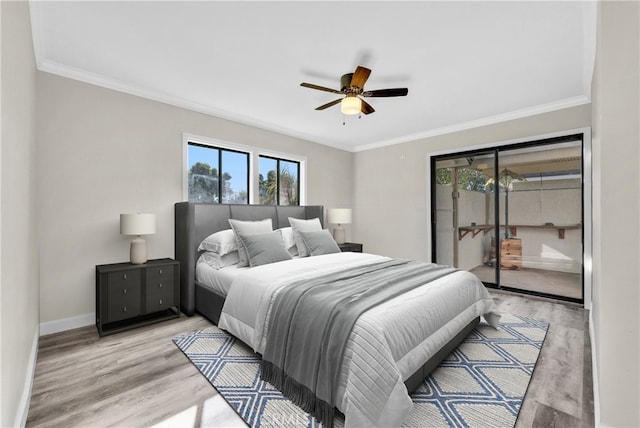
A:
[[120, 213, 156, 264], [327, 208, 352, 244]]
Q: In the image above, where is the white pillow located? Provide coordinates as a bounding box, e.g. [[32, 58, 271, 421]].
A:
[[197, 229, 237, 256], [228, 218, 273, 267], [197, 251, 240, 270], [278, 227, 299, 256], [288, 217, 322, 257]]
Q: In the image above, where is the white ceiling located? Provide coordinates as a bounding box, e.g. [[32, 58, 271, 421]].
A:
[[29, 1, 596, 152]]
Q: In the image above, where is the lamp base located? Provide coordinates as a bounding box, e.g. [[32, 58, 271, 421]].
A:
[[130, 236, 148, 264], [333, 225, 346, 245]]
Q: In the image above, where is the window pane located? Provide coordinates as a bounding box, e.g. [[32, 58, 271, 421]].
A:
[[221, 150, 249, 204], [259, 157, 277, 205], [279, 160, 299, 206], [188, 144, 219, 203]]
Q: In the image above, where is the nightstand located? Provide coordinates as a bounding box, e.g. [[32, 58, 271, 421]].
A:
[[338, 242, 363, 253], [95, 258, 180, 336]]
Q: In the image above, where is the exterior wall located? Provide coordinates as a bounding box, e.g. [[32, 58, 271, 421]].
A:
[[0, 2, 40, 426], [591, 1, 640, 426], [36, 72, 354, 328], [489, 182, 582, 273], [439, 185, 582, 274]]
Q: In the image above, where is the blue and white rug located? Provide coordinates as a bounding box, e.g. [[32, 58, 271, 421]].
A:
[[173, 313, 548, 428]]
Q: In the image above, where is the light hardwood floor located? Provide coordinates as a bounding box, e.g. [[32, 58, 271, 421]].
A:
[[470, 265, 582, 300], [26, 291, 594, 427]]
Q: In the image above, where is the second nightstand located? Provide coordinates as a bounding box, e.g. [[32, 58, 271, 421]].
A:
[[338, 242, 363, 253]]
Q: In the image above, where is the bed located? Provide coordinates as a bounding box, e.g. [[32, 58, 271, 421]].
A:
[[174, 202, 499, 428]]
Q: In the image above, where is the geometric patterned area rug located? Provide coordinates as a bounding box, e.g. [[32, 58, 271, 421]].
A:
[[173, 313, 548, 428]]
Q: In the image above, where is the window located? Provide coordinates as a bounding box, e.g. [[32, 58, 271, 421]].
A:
[[187, 142, 249, 204], [259, 155, 300, 205], [183, 133, 306, 205]]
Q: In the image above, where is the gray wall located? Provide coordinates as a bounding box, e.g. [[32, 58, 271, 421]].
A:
[[591, 1, 640, 426], [36, 72, 354, 327], [1, 2, 40, 426]]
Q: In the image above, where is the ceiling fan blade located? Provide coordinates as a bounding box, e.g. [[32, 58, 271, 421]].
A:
[[362, 88, 409, 97], [361, 99, 375, 115], [301, 82, 343, 94], [350, 66, 371, 89], [315, 98, 343, 110]]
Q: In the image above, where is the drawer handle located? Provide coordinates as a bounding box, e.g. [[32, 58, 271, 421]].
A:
[[159, 299, 163, 305], [123, 288, 127, 295], [159, 283, 163, 288], [122, 273, 127, 280], [123, 306, 127, 312], [159, 269, 163, 275]]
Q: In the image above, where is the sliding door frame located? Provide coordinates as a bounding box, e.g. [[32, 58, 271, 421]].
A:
[[426, 127, 592, 308]]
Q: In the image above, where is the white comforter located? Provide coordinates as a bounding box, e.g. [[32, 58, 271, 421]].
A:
[[218, 252, 500, 428]]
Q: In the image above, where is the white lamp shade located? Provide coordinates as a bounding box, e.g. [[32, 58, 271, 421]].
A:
[[327, 208, 352, 225], [341, 97, 361, 115], [120, 213, 156, 236]]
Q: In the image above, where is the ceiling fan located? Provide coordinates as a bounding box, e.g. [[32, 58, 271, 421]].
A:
[[300, 66, 408, 116]]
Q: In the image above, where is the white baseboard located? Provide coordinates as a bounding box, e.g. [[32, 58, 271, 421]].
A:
[[15, 325, 39, 428], [39, 313, 94, 336], [589, 309, 601, 427]]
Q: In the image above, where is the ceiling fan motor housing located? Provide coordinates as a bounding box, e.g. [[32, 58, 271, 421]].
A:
[[341, 73, 355, 92]]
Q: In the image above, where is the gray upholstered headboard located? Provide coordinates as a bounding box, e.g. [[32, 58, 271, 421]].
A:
[[174, 202, 324, 315]]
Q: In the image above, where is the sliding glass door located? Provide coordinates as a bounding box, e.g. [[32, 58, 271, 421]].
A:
[[433, 150, 498, 285], [431, 136, 584, 303]]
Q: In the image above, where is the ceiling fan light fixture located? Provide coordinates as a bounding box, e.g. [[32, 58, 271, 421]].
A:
[[341, 96, 361, 115]]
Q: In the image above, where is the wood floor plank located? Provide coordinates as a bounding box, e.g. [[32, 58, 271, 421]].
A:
[[527, 324, 584, 417], [490, 290, 594, 428], [27, 291, 594, 428]]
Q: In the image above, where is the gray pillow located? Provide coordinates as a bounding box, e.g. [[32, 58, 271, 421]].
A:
[[298, 229, 341, 256], [288, 217, 322, 257], [237, 231, 293, 267], [228, 218, 273, 267]]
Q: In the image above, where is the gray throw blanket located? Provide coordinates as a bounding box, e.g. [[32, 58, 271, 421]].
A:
[[260, 259, 457, 428]]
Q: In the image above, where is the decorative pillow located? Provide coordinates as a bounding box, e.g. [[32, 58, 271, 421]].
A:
[[228, 218, 273, 267], [197, 251, 240, 270], [197, 229, 237, 256], [288, 217, 322, 257], [278, 227, 299, 256], [237, 231, 293, 267], [298, 229, 341, 256]]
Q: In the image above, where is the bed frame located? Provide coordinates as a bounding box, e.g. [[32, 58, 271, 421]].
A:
[[174, 201, 479, 394], [174, 202, 324, 323]]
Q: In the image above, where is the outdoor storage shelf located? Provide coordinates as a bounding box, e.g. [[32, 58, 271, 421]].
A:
[[458, 224, 581, 241]]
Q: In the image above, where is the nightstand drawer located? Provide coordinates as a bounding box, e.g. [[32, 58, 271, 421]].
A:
[[106, 271, 141, 322], [146, 265, 174, 283], [338, 242, 363, 253], [145, 265, 175, 311]]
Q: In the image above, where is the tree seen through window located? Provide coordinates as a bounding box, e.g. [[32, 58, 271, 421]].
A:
[[188, 143, 248, 203], [259, 156, 299, 205]]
